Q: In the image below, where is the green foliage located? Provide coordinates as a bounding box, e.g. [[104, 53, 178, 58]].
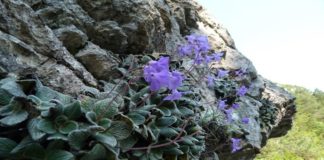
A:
[[0, 58, 205, 160], [259, 100, 278, 130], [256, 85, 324, 160]]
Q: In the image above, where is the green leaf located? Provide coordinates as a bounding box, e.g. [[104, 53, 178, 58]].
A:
[[134, 109, 150, 117], [79, 96, 96, 112], [107, 121, 133, 140], [20, 143, 46, 160], [190, 145, 204, 155], [179, 136, 194, 146], [81, 144, 107, 160], [59, 121, 79, 134], [47, 133, 68, 141], [0, 88, 14, 106], [68, 130, 90, 150], [158, 107, 171, 116], [163, 148, 184, 155], [119, 135, 138, 150], [148, 124, 160, 141], [1, 80, 26, 97], [28, 118, 46, 141], [54, 115, 69, 125], [94, 133, 117, 147], [0, 110, 28, 126], [27, 95, 42, 105], [35, 81, 73, 105], [127, 113, 145, 125], [148, 149, 163, 160], [159, 127, 179, 138], [0, 137, 17, 157], [46, 140, 65, 150], [11, 136, 34, 154], [63, 101, 82, 120], [85, 111, 97, 124], [45, 150, 74, 160], [94, 98, 119, 119], [0, 104, 12, 116], [37, 119, 56, 134], [178, 107, 194, 116], [98, 118, 112, 129], [38, 101, 57, 111], [131, 86, 150, 102], [156, 116, 177, 127]]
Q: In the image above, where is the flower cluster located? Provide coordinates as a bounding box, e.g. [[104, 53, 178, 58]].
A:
[[143, 56, 184, 100], [231, 138, 242, 153], [237, 85, 249, 97], [143, 34, 252, 155], [178, 34, 224, 65]]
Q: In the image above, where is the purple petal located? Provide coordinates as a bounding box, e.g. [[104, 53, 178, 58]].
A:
[[242, 117, 250, 124], [218, 99, 227, 110], [237, 85, 248, 97], [232, 103, 240, 109], [164, 89, 182, 101], [231, 138, 242, 153], [217, 69, 229, 78], [207, 75, 214, 87], [168, 71, 183, 90], [225, 109, 233, 122]]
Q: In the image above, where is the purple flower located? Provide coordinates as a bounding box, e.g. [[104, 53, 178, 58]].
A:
[[211, 52, 224, 62], [144, 67, 169, 91], [194, 53, 205, 64], [225, 109, 233, 122], [164, 89, 182, 101], [168, 71, 183, 90], [207, 75, 214, 87], [237, 85, 248, 97], [217, 69, 229, 78], [235, 68, 246, 77], [218, 99, 227, 110], [178, 44, 193, 56], [186, 34, 210, 53], [205, 55, 212, 63], [232, 103, 240, 109], [231, 138, 242, 153], [242, 117, 250, 124], [143, 57, 171, 91]]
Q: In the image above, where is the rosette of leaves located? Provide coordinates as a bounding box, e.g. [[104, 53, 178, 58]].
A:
[[0, 77, 133, 160]]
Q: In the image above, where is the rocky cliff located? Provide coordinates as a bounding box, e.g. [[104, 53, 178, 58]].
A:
[[0, 0, 295, 159]]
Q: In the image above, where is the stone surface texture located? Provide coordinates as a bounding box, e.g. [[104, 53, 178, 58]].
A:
[[0, 0, 295, 159]]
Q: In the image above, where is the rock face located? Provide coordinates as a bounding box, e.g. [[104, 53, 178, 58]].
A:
[[0, 0, 295, 159]]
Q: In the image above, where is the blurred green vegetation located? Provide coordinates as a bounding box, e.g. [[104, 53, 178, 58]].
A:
[[256, 85, 324, 160]]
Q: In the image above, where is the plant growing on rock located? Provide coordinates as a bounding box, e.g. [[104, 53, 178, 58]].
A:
[[0, 34, 255, 160]]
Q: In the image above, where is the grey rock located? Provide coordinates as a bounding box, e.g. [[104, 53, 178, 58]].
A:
[[262, 79, 296, 139], [75, 42, 120, 81], [54, 25, 88, 54], [91, 20, 128, 53]]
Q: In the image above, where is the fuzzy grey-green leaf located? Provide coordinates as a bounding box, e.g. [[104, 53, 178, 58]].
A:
[[59, 121, 79, 134], [28, 118, 46, 141], [0, 110, 28, 126], [63, 101, 82, 120], [37, 119, 56, 134], [0, 137, 17, 157], [107, 121, 133, 140], [45, 150, 74, 160]]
